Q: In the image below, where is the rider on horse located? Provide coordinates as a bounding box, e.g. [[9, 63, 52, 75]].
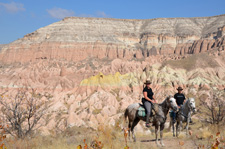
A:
[[171, 86, 186, 123], [142, 80, 158, 128]]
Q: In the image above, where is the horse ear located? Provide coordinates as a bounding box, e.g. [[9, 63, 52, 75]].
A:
[[168, 95, 172, 99], [167, 95, 172, 101]]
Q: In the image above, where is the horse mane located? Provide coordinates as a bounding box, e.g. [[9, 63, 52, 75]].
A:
[[154, 95, 173, 120], [183, 98, 190, 108], [183, 98, 189, 107], [158, 95, 173, 112], [160, 95, 172, 106]]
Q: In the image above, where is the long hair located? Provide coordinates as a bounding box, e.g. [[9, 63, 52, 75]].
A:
[[143, 83, 146, 90]]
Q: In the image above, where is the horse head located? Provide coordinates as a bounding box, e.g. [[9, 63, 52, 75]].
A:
[[166, 95, 178, 112], [188, 98, 196, 113]]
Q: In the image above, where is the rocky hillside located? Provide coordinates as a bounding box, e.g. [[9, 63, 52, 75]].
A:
[[0, 15, 225, 63], [0, 15, 225, 134], [0, 51, 224, 133], [0, 44, 5, 51]]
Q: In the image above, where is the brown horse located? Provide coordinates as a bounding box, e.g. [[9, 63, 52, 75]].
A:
[[124, 95, 178, 147]]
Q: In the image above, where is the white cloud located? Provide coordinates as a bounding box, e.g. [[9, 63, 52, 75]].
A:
[[79, 11, 110, 18], [96, 11, 109, 18], [79, 14, 93, 18], [0, 2, 25, 13], [47, 8, 75, 19]]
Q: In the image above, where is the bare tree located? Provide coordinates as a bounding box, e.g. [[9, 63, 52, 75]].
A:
[[198, 90, 225, 125], [0, 89, 50, 138]]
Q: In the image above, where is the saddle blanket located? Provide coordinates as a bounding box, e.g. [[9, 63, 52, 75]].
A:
[[138, 106, 146, 117]]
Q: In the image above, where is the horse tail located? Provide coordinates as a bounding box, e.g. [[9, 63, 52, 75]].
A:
[[124, 108, 128, 123], [123, 108, 129, 128]]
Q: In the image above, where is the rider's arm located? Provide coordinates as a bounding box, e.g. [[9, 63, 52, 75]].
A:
[[153, 95, 157, 103], [143, 92, 154, 103], [183, 94, 186, 104]]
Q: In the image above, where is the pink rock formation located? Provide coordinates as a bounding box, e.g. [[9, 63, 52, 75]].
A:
[[1, 15, 225, 64], [0, 15, 225, 132]]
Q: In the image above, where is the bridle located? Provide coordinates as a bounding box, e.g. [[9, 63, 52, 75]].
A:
[[177, 99, 196, 119], [154, 97, 178, 122], [188, 99, 196, 113]]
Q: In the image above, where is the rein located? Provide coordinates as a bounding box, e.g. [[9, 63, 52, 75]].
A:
[[177, 109, 189, 119], [177, 99, 193, 119]]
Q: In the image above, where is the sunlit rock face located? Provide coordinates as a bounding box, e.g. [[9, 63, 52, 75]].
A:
[[1, 15, 225, 63], [0, 15, 225, 131]]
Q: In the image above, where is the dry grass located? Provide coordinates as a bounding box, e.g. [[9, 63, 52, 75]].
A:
[[162, 53, 219, 71], [2, 95, 225, 149], [6, 136, 77, 149], [2, 124, 157, 149], [2, 121, 225, 149]]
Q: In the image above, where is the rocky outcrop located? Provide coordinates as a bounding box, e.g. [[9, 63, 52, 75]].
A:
[[0, 44, 6, 51], [0, 50, 225, 131], [217, 25, 225, 38], [1, 15, 225, 64], [0, 15, 225, 132]]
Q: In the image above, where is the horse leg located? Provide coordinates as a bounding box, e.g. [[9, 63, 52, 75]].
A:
[[179, 121, 183, 136], [168, 118, 172, 131], [128, 121, 133, 140], [155, 124, 160, 146], [185, 117, 190, 135], [128, 120, 133, 141], [160, 124, 165, 146], [172, 119, 175, 137], [131, 118, 140, 142], [176, 121, 179, 137]]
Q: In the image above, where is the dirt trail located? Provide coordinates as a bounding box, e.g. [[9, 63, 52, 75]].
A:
[[132, 136, 197, 149]]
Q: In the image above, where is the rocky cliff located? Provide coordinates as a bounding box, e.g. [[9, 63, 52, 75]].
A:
[[0, 15, 225, 133], [0, 15, 225, 63], [0, 51, 224, 132]]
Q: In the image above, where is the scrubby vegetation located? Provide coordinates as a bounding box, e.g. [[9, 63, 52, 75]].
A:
[[0, 118, 225, 148], [0, 89, 51, 139], [0, 88, 225, 149]]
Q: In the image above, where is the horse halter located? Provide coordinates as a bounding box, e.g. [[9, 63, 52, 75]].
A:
[[188, 99, 196, 113], [169, 98, 178, 112]]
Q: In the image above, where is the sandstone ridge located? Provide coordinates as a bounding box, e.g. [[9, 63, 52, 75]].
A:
[[0, 15, 225, 132], [0, 15, 225, 63]]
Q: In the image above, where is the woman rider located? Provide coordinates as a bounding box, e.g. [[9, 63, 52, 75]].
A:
[[142, 80, 157, 128]]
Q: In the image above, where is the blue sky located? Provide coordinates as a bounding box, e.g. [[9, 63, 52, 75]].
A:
[[0, 0, 225, 44]]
